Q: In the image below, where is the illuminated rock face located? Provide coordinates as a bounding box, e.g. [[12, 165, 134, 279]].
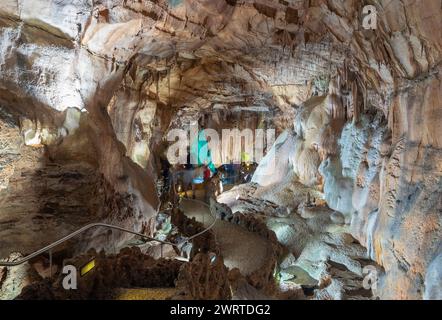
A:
[[0, 0, 441, 300]]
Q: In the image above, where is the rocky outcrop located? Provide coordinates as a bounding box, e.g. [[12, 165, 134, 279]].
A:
[[218, 183, 382, 300], [173, 253, 231, 300], [0, 253, 42, 300], [0, 0, 161, 257], [17, 247, 183, 300], [0, 107, 158, 257]]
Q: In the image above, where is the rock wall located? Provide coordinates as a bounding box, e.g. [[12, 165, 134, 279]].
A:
[[0, 1, 161, 256], [301, 1, 442, 300], [247, 0, 442, 300], [0, 0, 440, 299]]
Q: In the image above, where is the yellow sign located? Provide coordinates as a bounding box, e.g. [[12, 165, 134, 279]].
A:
[[80, 259, 96, 277], [241, 152, 251, 162]]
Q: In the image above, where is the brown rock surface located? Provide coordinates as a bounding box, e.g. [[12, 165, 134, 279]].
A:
[[0, 0, 440, 299]]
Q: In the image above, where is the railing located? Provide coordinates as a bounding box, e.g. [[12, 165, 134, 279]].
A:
[[0, 199, 217, 268], [179, 198, 217, 239]]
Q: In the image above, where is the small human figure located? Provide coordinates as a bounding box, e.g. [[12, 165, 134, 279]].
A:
[[203, 165, 211, 182]]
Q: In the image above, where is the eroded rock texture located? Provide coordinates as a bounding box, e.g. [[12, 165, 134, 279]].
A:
[[16, 247, 183, 300], [0, 0, 441, 300]]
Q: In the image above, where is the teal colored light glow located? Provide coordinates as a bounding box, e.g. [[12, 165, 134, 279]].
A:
[[190, 130, 216, 173], [168, 0, 183, 7]]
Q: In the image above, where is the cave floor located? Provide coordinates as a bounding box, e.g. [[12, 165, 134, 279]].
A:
[[115, 288, 177, 300], [179, 199, 272, 276]]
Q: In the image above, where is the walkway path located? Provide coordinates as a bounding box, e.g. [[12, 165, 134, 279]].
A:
[[179, 199, 271, 276]]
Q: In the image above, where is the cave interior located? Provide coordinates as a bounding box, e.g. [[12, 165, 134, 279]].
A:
[[0, 0, 441, 300]]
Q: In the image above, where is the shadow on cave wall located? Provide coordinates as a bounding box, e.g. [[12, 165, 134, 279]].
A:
[[0, 105, 108, 261]]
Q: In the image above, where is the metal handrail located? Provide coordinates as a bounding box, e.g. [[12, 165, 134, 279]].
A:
[[179, 198, 217, 240], [0, 199, 217, 268]]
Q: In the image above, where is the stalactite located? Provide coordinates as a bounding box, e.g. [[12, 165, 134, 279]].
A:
[[352, 80, 358, 123], [155, 71, 160, 102], [168, 67, 171, 105]]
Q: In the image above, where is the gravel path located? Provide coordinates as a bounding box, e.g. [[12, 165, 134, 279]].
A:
[[180, 199, 271, 276]]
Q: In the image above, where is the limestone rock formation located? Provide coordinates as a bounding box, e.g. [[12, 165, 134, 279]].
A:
[[16, 247, 183, 300], [173, 253, 231, 300], [0, 0, 441, 300]]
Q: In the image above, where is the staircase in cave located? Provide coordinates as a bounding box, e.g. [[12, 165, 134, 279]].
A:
[[180, 199, 272, 276], [0, 197, 226, 300], [1, 169, 380, 300]]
